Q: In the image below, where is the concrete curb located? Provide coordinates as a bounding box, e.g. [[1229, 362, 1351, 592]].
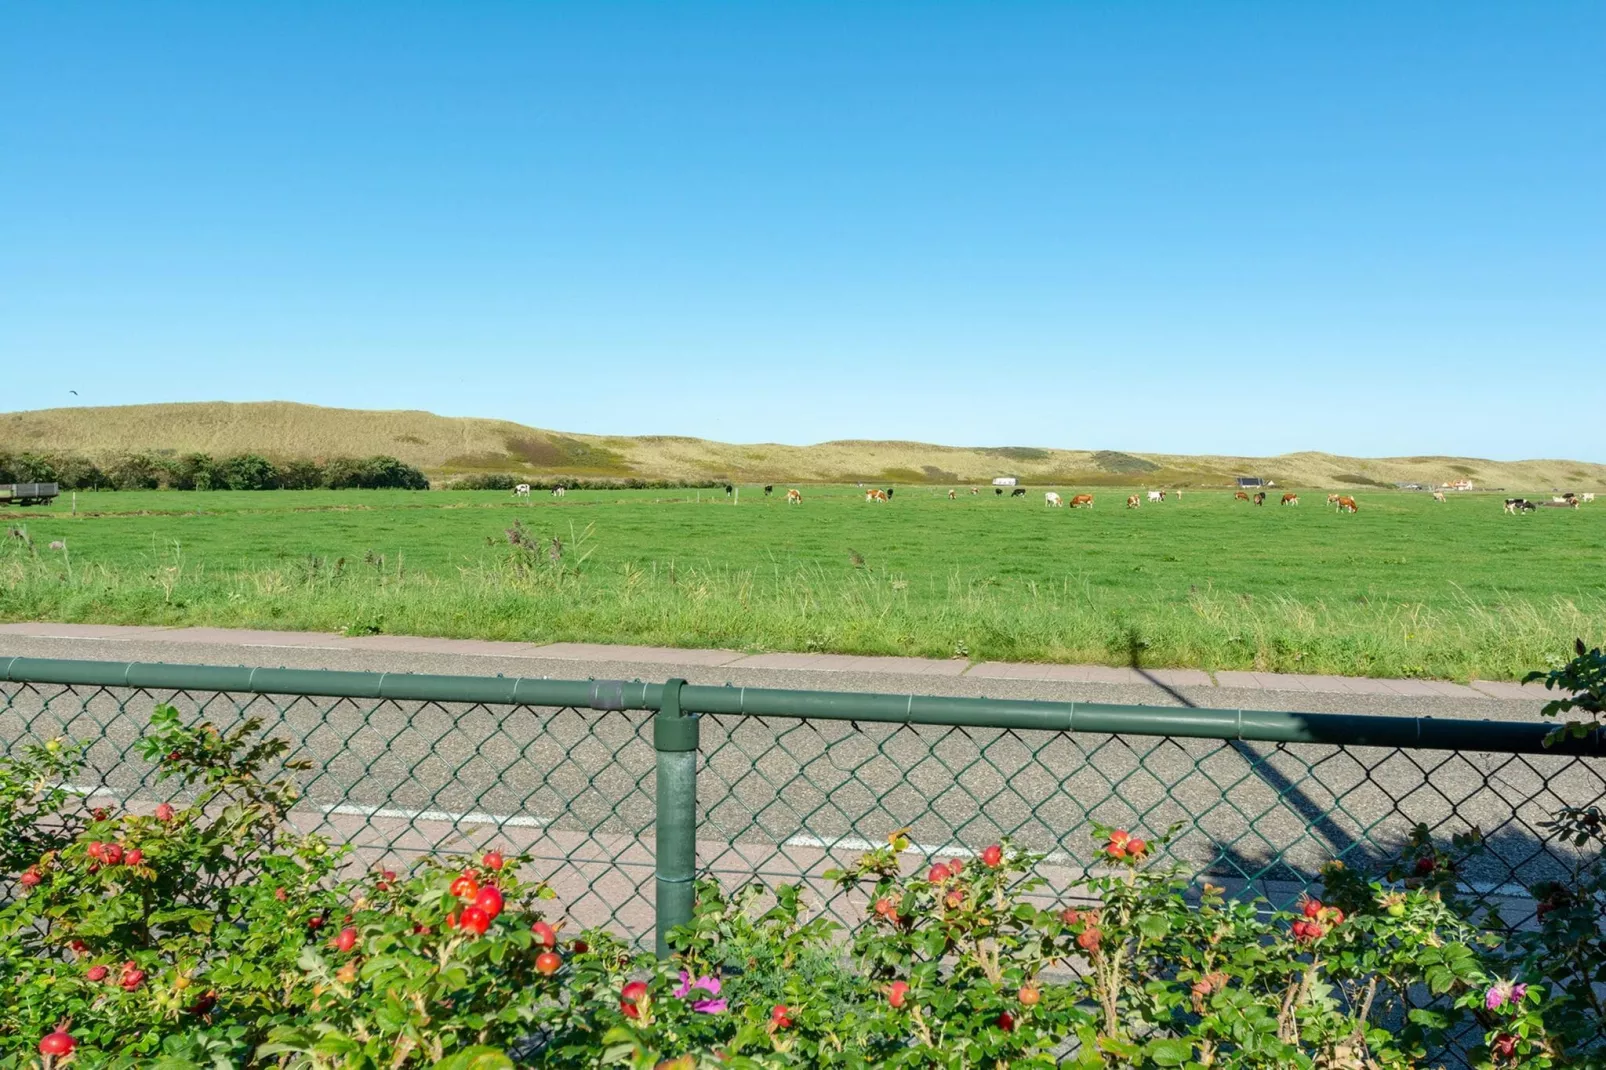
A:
[[0, 621, 1553, 698]]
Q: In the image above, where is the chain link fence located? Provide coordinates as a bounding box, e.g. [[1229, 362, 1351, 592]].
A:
[[4, 656, 1604, 948]]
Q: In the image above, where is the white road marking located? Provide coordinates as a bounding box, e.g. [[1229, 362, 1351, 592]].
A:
[[319, 803, 547, 828]]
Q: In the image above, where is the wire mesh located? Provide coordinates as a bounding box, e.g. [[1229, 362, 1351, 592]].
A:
[[0, 681, 660, 937]]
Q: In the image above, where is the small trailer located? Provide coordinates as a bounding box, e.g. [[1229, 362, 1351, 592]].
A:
[[0, 482, 60, 506]]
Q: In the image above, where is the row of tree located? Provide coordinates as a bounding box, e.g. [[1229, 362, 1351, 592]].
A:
[[0, 451, 429, 491]]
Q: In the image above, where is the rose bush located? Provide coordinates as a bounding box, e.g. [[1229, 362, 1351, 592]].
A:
[[2, 693, 1603, 1067]]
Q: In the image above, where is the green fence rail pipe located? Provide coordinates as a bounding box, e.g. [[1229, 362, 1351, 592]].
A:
[[674, 683, 1600, 757], [0, 657, 659, 712], [3, 656, 1598, 757], [653, 678, 699, 959]]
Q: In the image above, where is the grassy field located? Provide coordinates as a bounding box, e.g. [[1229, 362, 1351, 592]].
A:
[[3, 485, 1603, 681]]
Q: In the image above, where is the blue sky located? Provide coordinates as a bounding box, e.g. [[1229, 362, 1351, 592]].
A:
[[2, 4, 1601, 460]]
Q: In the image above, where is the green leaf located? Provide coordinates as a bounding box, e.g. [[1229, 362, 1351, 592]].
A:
[[1144, 1037, 1194, 1066], [431, 1048, 515, 1070]]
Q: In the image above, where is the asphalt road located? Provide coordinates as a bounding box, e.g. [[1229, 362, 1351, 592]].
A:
[[3, 632, 1591, 932]]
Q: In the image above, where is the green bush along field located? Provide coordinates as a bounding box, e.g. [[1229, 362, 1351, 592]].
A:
[[3, 485, 1602, 681]]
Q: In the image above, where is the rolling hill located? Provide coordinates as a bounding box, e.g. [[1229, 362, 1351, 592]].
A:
[[2, 401, 1601, 491]]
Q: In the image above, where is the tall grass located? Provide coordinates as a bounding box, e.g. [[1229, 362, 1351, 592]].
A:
[[3, 548, 1596, 681]]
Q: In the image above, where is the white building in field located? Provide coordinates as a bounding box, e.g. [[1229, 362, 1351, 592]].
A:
[[992, 476, 1018, 486]]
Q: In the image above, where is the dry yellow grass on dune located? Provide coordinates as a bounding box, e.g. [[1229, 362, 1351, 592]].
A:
[[3, 400, 1602, 491]]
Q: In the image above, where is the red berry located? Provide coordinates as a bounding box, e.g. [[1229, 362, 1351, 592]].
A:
[[1106, 843, 1127, 859], [1077, 928, 1102, 952], [1060, 908, 1082, 925], [69, 941, 88, 955], [886, 980, 910, 1008], [449, 874, 479, 899], [981, 845, 1003, 868], [945, 891, 964, 909], [334, 927, 358, 953], [1124, 838, 1146, 858], [1306, 922, 1325, 940], [92, 807, 110, 821], [473, 885, 504, 920], [154, 803, 175, 822], [120, 966, 146, 991], [444, 911, 458, 930], [166, 750, 182, 763], [927, 863, 951, 883], [947, 858, 964, 874], [274, 888, 288, 901], [38, 1031, 75, 1056], [1018, 984, 1040, 1006], [1292, 920, 1308, 938], [1302, 899, 1322, 919], [531, 921, 557, 947], [535, 951, 561, 975], [873, 897, 894, 918], [1109, 829, 1129, 846], [102, 844, 124, 866], [20, 867, 41, 888], [1414, 857, 1435, 876], [458, 906, 491, 936], [1492, 1034, 1517, 1059], [997, 1011, 1016, 1032], [482, 850, 504, 871], [86, 965, 108, 982], [125, 849, 143, 866], [1328, 908, 1345, 925], [87, 841, 105, 860], [771, 1004, 793, 1028], [571, 939, 588, 954], [307, 915, 325, 930], [621, 979, 649, 1017]]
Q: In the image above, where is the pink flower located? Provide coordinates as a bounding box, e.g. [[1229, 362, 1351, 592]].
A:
[[1485, 979, 1525, 1011], [674, 971, 727, 1014]]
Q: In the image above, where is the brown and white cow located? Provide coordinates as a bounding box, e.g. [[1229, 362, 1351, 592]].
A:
[[948, 489, 957, 500], [865, 489, 888, 502], [786, 488, 802, 504], [1432, 491, 1446, 503], [1126, 494, 1140, 509], [1146, 490, 1164, 503], [1069, 494, 1094, 508], [1281, 493, 1298, 506], [1253, 492, 1266, 506], [1235, 491, 1251, 501], [1336, 496, 1358, 513]]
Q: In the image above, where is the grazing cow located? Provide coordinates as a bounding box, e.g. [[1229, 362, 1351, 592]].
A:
[[948, 489, 957, 500], [786, 488, 802, 504], [724, 484, 734, 497], [1045, 492, 1063, 507], [1175, 489, 1183, 500], [1432, 491, 1446, 502], [513, 484, 531, 497], [970, 487, 980, 495], [886, 488, 895, 499], [551, 486, 566, 498], [1235, 491, 1251, 502], [1584, 493, 1596, 503], [1504, 498, 1532, 514], [1281, 493, 1298, 506], [764, 485, 773, 497], [1126, 494, 1140, 509], [1326, 494, 1340, 506], [865, 488, 888, 502], [1336, 496, 1358, 513], [1147, 490, 1163, 503], [1253, 492, 1266, 506], [1011, 487, 1027, 497], [996, 487, 1004, 495], [1069, 493, 1094, 508]]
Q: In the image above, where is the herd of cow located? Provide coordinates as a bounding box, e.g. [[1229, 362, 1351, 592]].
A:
[[1504, 492, 1594, 513], [512, 483, 1596, 514]]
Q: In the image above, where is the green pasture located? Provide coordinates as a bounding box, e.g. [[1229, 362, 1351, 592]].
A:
[[3, 485, 1602, 681]]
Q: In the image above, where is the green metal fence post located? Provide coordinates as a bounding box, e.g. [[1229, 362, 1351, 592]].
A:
[[653, 678, 699, 958]]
